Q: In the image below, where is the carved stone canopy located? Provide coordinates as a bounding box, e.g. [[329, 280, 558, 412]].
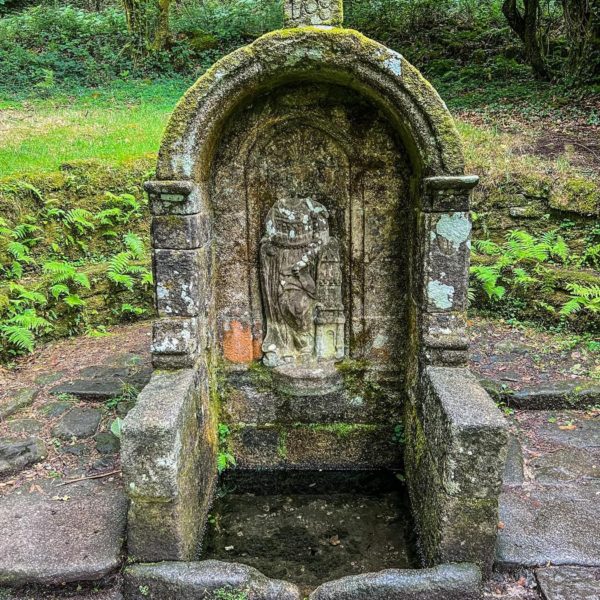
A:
[[284, 0, 343, 27]]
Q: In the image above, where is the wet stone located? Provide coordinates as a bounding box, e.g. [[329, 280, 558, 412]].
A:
[[536, 566, 600, 600], [0, 388, 39, 420], [6, 418, 43, 435], [205, 471, 415, 593], [52, 408, 101, 440], [0, 437, 46, 476], [95, 432, 120, 455]]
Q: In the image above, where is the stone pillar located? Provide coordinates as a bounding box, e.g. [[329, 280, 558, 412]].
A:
[[405, 174, 509, 574], [145, 180, 212, 369], [417, 175, 479, 367], [284, 0, 343, 27]]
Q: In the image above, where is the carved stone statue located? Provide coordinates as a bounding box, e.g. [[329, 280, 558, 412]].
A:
[[260, 195, 345, 367]]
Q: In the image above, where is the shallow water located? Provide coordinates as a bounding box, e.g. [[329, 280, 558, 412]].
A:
[[204, 470, 417, 593]]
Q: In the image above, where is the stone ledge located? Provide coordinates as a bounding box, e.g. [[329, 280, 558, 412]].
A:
[[122, 365, 216, 561], [309, 563, 482, 600], [123, 560, 301, 600], [420, 367, 508, 499]]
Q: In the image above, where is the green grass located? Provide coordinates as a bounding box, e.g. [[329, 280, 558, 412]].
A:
[[0, 79, 190, 176]]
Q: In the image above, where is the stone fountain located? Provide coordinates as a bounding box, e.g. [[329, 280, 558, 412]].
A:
[[121, 1, 508, 597]]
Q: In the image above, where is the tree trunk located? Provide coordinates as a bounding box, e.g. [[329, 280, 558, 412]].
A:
[[502, 0, 550, 79], [562, 0, 600, 83], [121, 0, 172, 54]]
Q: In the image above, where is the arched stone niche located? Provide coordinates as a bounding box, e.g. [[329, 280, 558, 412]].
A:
[[211, 82, 410, 371], [146, 28, 476, 374], [126, 26, 507, 578]]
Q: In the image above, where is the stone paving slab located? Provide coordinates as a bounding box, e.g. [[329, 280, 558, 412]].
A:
[[50, 365, 152, 401], [536, 566, 600, 600], [0, 482, 126, 586], [497, 483, 600, 567]]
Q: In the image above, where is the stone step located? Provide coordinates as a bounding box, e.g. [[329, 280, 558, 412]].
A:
[[224, 370, 404, 426], [228, 423, 402, 470], [0, 481, 127, 587]]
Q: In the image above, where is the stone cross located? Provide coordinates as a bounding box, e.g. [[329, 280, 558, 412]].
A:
[[284, 0, 343, 27]]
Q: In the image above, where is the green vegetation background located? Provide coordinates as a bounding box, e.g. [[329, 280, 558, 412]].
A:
[[0, 0, 598, 361]]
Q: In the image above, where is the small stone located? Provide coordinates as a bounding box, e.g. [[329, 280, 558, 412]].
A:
[[52, 408, 101, 440], [6, 418, 43, 435], [61, 443, 88, 457], [116, 400, 135, 417], [0, 437, 46, 476], [0, 388, 38, 420], [34, 371, 64, 386], [40, 400, 74, 418], [95, 432, 120, 455]]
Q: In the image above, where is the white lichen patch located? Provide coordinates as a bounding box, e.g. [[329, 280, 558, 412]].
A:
[[384, 51, 403, 77], [435, 212, 471, 252], [427, 279, 455, 310]]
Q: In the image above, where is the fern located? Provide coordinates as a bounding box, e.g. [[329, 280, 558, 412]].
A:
[[64, 208, 95, 233], [124, 232, 144, 259], [560, 283, 600, 316]]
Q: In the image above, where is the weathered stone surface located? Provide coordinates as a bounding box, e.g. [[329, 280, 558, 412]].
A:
[[0, 585, 123, 600], [0, 483, 126, 585], [510, 381, 600, 409], [502, 434, 524, 485], [122, 366, 216, 562], [145, 180, 200, 216], [0, 388, 38, 420], [151, 213, 210, 249], [231, 423, 401, 470], [0, 437, 46, 475], [284, 0, 343, 27], [405, 367, 507, 573], [536, 566, 600, 600], [497, 483, 600, 567], [419, 367, 508, 499], [52, 408, 101, 439], [51, 365, 151, 401], [224, 370, 403, 425], [309, 563, 482, 600], [151, 317, 199, 365], [95, 432, 120, 454], [6, 418, 42, 435], [154, 248, 205, 317], [124, 561, 301, 600], [272, 363, 343, 397], [40, 400, 74, 418]]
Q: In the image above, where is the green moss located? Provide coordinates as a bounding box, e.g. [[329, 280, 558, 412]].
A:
[[247, 360, 274, 393], [301, 422, 379, 437], [551, 177, 599, 215]]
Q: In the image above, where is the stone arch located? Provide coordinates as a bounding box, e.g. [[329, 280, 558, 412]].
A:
[[155, 27, 465, 186]]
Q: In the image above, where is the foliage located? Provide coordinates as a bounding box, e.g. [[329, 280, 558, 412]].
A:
[[217, 423, 236, 474], [0, 183, 152, 361], [470, 229, 600, 330]]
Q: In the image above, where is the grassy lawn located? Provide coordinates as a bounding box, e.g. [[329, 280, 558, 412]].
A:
[[0, 79, 190, 177]]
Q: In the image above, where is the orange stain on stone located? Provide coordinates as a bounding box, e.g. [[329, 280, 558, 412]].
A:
[[223, 320, 254, 363]]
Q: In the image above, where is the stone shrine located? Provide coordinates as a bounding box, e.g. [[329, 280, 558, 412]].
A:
[[121, 0, 508, 597]]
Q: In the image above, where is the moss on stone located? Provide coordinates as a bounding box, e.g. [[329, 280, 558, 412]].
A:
[[550, 177, 599, 215]]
